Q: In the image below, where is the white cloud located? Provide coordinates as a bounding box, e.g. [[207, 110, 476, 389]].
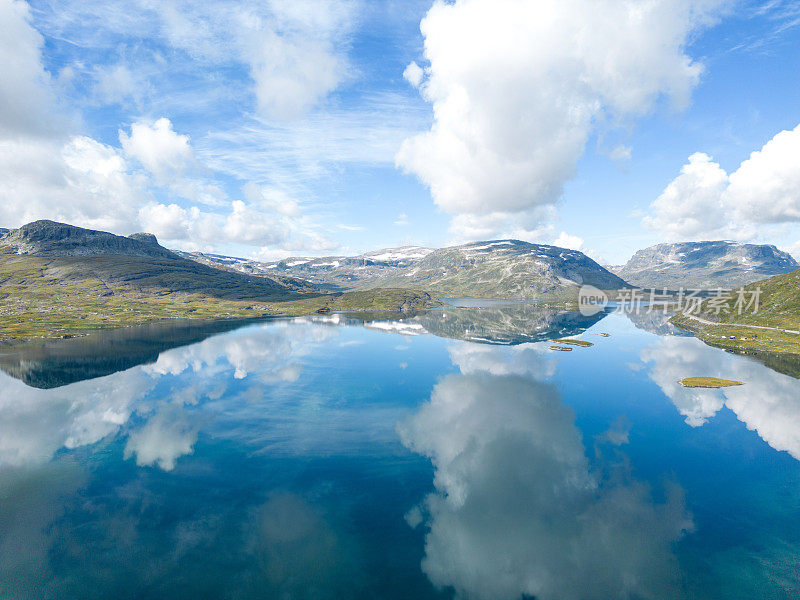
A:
[[92, 63, 149, 106], [397, 0, 727, 240], [138, 202, 192, 240], [403, 61, 424, 88], [643, 152, 731, 240], [120, 117, 195, 184], [726, 123, 800, 223], [244, 182, 300, 217], [223, 199, 290, 246], [152, 0, 357, 121], [0, 0, 60, 137], [553, 232, 584, 251], [644, 123, 800, 240], [608, 144, 632, 163], [783, 239, 800, 262], [0, 135, 147, 232]]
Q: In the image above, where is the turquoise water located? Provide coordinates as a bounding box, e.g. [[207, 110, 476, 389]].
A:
[[0, 308, 798, 599]]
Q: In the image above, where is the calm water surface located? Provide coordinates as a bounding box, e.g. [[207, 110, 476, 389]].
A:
[[0, 307, 798, 599]]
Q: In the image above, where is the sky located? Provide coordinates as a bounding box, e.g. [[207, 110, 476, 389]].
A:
[[1, 0, 799, 265]]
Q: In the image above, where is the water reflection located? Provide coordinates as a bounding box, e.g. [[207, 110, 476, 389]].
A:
[[0, 318, 263, 389], [642, 336, 800, 459], [0, 309, 798, 598], [0, 321, 334, 469], [0, 306, 604, 389], [400, 343, 692, 600]]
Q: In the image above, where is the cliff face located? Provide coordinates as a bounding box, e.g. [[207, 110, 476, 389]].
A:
[[0, 220, 316, 299], [1, 220, 176, 259], [614, 241, 799, 289]]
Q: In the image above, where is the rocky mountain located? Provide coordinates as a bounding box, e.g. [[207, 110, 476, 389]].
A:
[[1, 220, 177, 259], [365, 240, 628, 299], [614, 241, 799, 289], [176, 246, 434, 290], [0, 220, 317, 301], [177, 240, 626, 299], [0, 221, 440, 341]]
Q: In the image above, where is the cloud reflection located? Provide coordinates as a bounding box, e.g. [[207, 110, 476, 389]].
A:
[[400, 344, 691, 600], [642, 336, 800, 459], [0, 321, 336, 470]]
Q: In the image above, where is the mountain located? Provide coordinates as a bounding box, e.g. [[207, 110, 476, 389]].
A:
[[177, 240, 625, 299], [364, 240, 628, 299], [614, 241, 798, 289], [2, 220, 175, 259], [0, 220, 315, 298], [0, 220, 437, 342], [176, 246, 434, 290]]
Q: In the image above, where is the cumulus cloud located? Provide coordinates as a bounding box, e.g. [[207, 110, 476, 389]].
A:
[[644, 123, 800, 240], [0, 136, 147, 232], [553, 231, 584, 251], [399, 371, 692, 600], [120, 117, 195, 184], [402, 61, 423, 88], [0, 0, 60, 137], [397, 0, 726, 240]]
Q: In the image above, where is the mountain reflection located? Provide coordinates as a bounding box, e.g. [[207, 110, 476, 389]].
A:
[[0, 321, 330, 469], [642, 336, 800, 460], [0, 306, 606, 389], [0, 318, 262, 389], [399, 342, 692, 600]]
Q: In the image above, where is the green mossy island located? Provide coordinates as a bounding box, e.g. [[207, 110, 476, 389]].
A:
[[551, 338, 594, 347], [679, 377, 744, 388]]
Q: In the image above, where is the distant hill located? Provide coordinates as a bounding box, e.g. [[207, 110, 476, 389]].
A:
[[0, 220, 316, 299], [176, 246, 434, 290], [613, 241, 798, 289], [0, 220, 439, 341], [365, 240, 628, 299], [178, 240, 627, 299]]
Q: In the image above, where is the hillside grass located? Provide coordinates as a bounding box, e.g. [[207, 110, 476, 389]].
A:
[[0, 254, 439, 342], [670, 269, 800, 356]]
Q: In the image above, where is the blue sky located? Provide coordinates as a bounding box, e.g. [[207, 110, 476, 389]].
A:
[[1, 0, 799, 264]]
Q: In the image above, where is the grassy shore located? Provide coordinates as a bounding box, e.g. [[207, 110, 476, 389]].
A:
[[669, 269, 800, 357], [0, 254, 439, 342]]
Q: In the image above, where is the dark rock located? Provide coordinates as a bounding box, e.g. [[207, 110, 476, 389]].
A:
[[127, 232, 159, 246]]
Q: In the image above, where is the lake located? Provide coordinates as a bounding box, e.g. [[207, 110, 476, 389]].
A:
[[0, 306, 798, 599]]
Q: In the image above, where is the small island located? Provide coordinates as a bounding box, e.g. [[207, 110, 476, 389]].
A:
[[552, 338, 594, 347], [679, 377, 744, 388]]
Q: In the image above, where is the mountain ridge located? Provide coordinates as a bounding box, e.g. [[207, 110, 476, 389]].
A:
[[179, 239, 628, 299], [614, 241, 798, 289]]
